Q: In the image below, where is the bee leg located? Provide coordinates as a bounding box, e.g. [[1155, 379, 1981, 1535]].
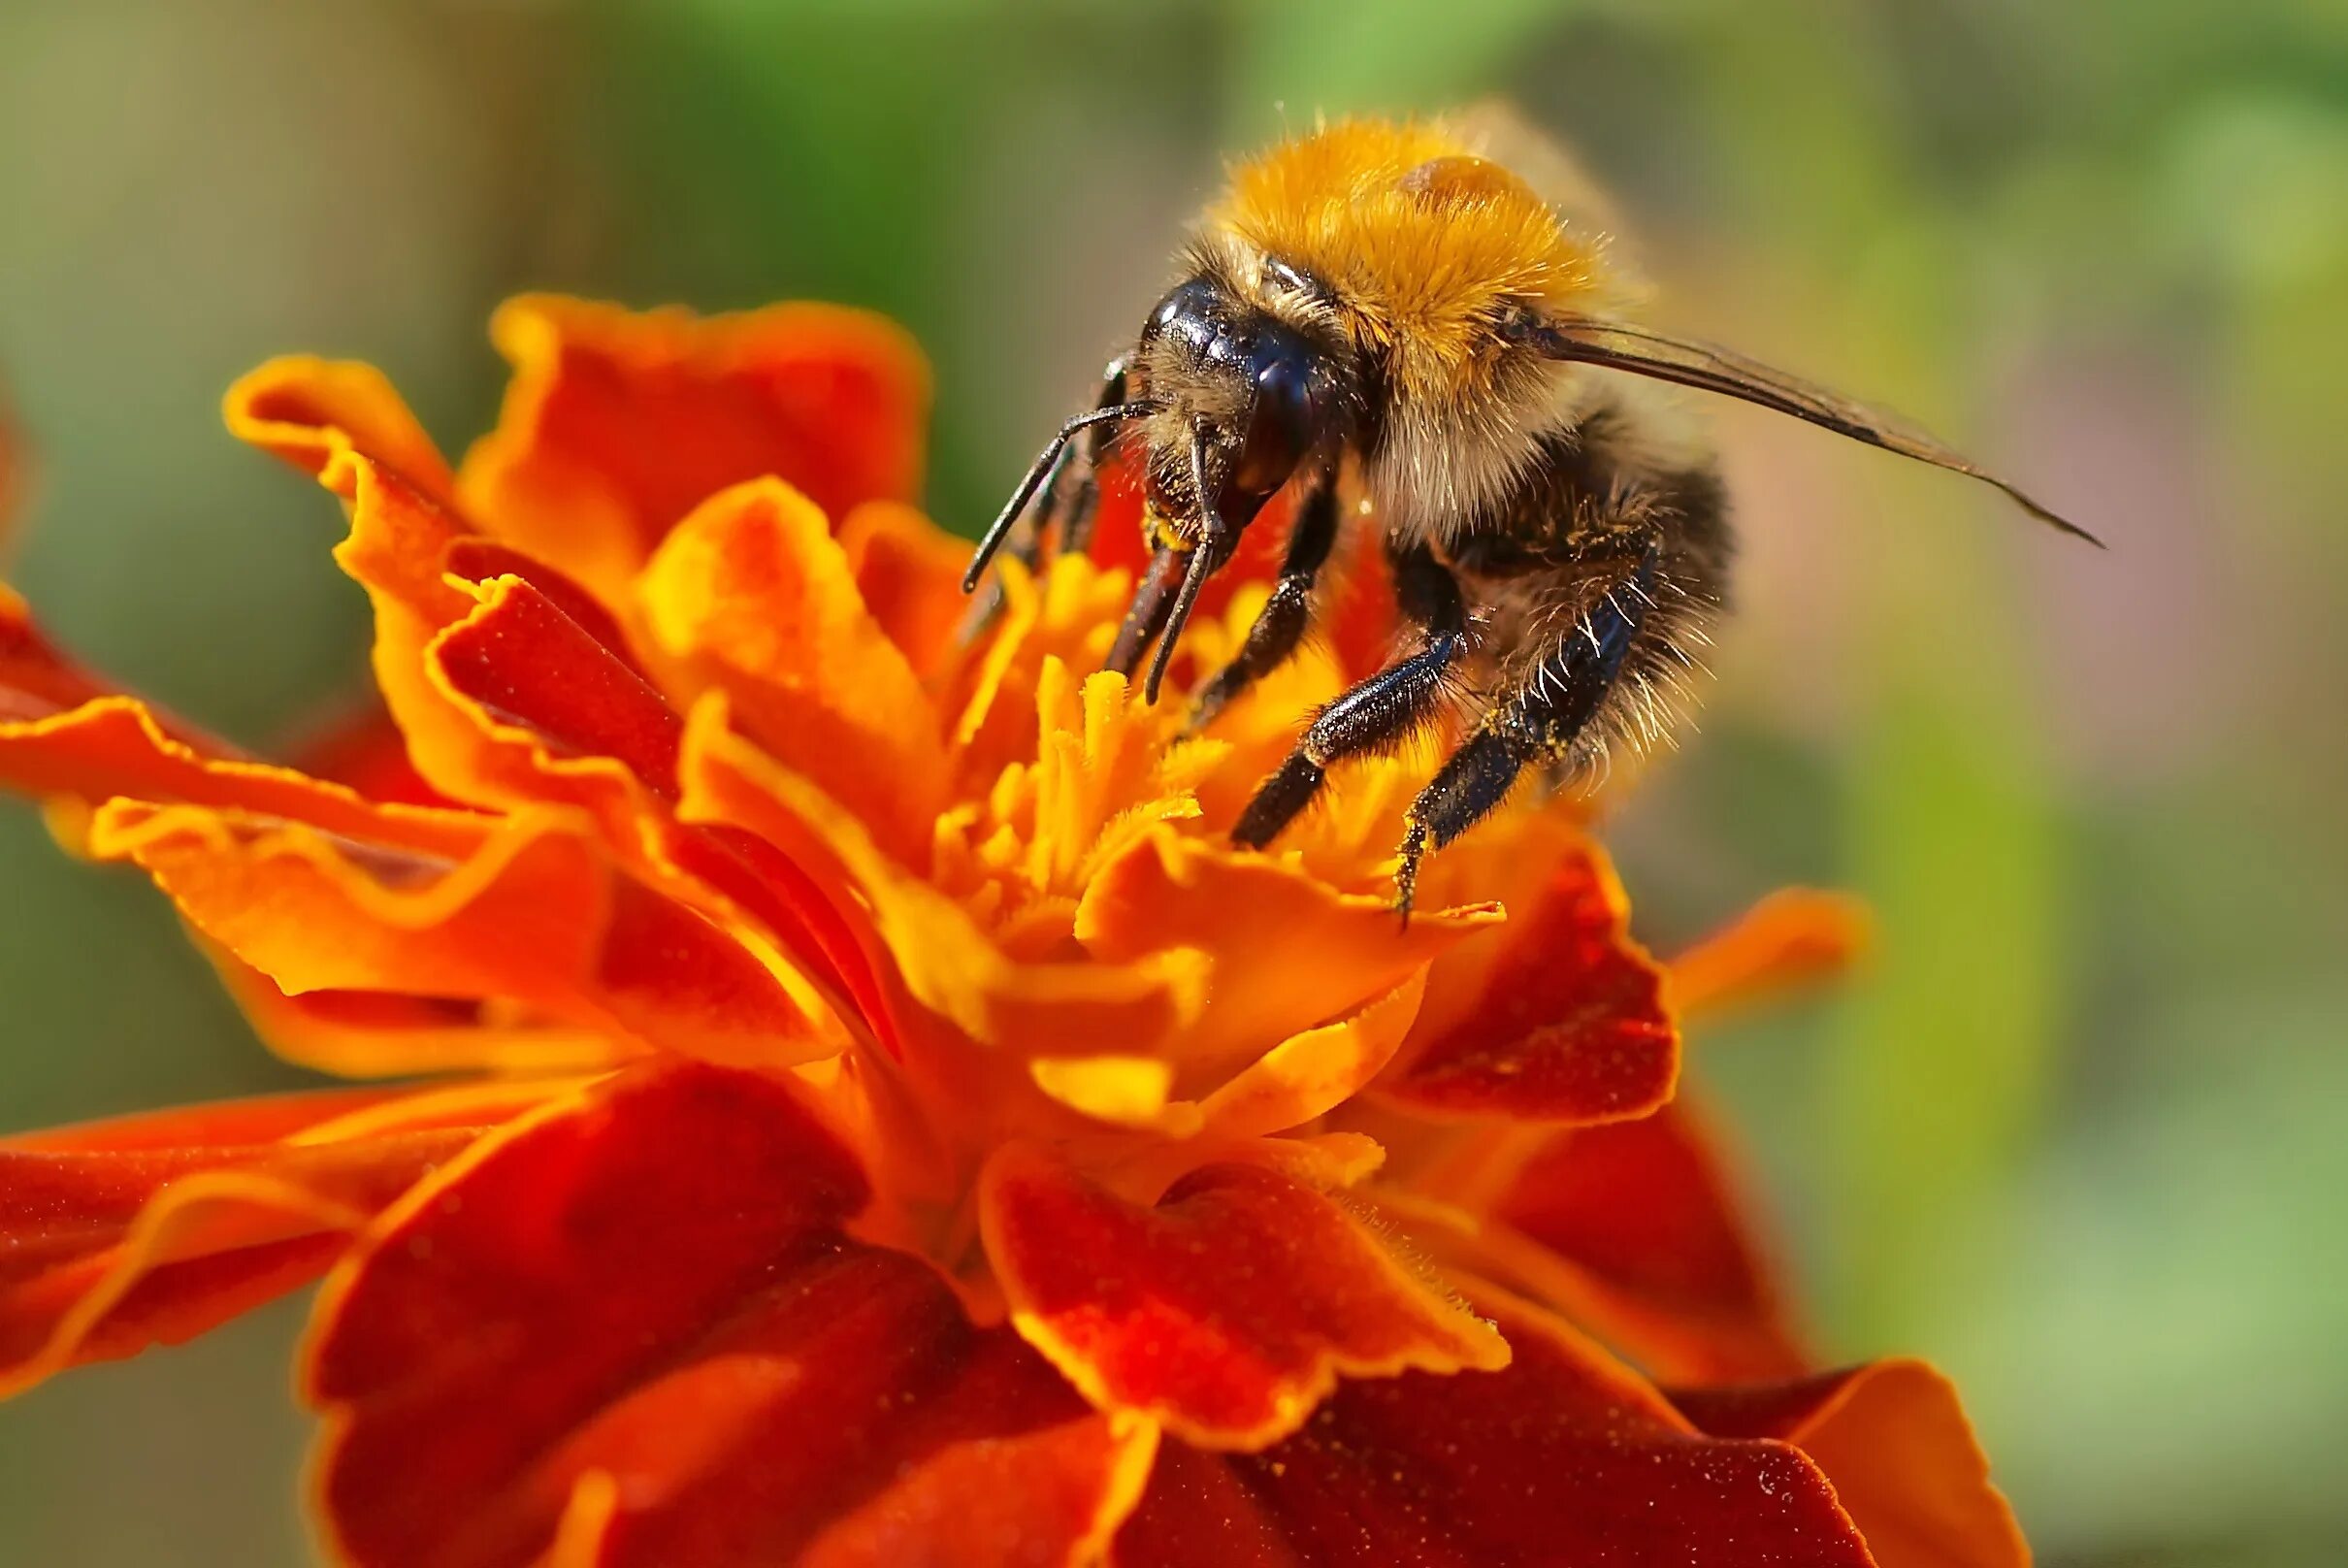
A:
[[1186, 461, 1339, 735], [1393, 544, 1657, 918], [1052, 354, 1132, 561], [961, 354, 1132, 638], [1231, 539, 1467, 849]]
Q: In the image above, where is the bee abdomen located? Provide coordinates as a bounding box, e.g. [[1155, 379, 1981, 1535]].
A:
[[1454, 408, 1734, 788]]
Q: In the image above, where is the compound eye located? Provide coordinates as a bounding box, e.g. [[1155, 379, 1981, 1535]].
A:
[[1234, 331, 1320, 496], [1140, 278, 1225, 358]]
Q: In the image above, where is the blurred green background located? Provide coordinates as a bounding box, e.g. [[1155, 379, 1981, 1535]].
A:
[[3, 1, 2343, 1563]]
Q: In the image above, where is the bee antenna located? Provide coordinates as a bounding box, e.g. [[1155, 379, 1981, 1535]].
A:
[[1518, 313, 2105, 548], [1141, 436, 1228, 705], [964, 399, 1163, 593]]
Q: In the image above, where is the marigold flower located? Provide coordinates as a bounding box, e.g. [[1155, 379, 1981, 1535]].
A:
[[1, 297, 2018, 1567]]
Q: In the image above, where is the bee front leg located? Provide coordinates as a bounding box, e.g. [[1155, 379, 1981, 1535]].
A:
[[1394, 542, 1658, 918], [1039, 353, 1132, 562], [961, 354, 1132, 639], [1231, 539, 1467, 849], [1187, 461, 1339, 735]]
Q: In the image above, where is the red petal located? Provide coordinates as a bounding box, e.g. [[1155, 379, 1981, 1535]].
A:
[[791, 1403, 1154, 1568], [431, 573, 684, 803], [457, 296, 928, 605], [0, 1082, 551, 1396], [981, 1144, 1507, 1450], [283, 699, 455, 808], [1382, 846, 1678, 1124], [1674, 1361, 2027, 1568], [310, 1062, 1143, 1568], [443, 539, 650, 676], [1116, 1287, 1876, 1567], [2, 589, 114, 721], [1495, 1096, 1808, 1382]]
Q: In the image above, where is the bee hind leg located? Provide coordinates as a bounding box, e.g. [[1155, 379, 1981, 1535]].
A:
[[1393, 542, 1657, 919], [1187, 461, 1339, 735], [1231, 539, 1466, 849]]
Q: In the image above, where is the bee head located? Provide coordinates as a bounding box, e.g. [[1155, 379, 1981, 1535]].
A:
[[1104, 272, 1353, 701], [1133, 275, 1348, 540]]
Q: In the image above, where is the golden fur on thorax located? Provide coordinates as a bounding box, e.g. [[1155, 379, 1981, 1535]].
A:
[[1201, 116, 1640, 536], [1211, 117, 1613, 393]]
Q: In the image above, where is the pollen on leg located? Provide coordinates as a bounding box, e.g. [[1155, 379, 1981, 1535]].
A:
[[1393, 816, 1431, 927]]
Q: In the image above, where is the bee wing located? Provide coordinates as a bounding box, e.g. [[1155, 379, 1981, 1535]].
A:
[[1526, 313, 2102, 545]]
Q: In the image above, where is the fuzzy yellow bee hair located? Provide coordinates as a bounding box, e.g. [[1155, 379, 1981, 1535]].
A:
[[1209, 116, 1626, 408], [1190, 114, 1653, 533]]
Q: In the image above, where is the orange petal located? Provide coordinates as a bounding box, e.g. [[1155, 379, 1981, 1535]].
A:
[[946, 554, 1136, 791], [456, 295, 928, 606], [1075, 831, 1496, 1085], [0, 693, 495, 857], [1043, 973, 1432, 1140], [92, 798, 596, 996], [1668, 887, 1874, 1023], [637, 479, 944, 865], [1190, 968, 1429, 1140], [677, 702, 1195, 1059], [981, 1144, 1508, 1450], [224, 355, 455, 505], [0, 1081, 555, 1398], [1115, 1284, 1877, 1567], [1493, 1096, 1809, 1382], [836, 500, 971, 680], [212, 952, 625, 1079], [89, 799, 816, 1069], [310, 1062, 1141, 1568], [316, 452, 656, 811], [4, 647, 629, 1084], [1673, 1360, 2028, 1568], [310, 466, 862, 1027], [423, 576, 867, 1024], [0, 592, 311, 814], [1380, 844, 1678, 1123], [330, 451, 588, 812]]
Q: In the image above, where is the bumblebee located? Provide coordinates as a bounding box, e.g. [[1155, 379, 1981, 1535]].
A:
[[964, 114, 2095, 912]]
